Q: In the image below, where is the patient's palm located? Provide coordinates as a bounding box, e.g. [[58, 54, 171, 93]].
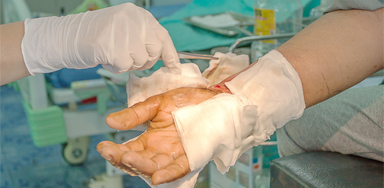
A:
[[97, 87, 219, 185]]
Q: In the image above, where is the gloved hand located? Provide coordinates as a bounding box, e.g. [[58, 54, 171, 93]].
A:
[[21, 3, 180, 75]]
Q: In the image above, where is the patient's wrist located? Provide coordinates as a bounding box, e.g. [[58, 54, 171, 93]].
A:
[[207, 59, 259, 94], [208, 84, 232, 94]]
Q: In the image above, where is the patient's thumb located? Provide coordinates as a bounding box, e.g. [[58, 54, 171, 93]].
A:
[[106, 110, 138, 130]]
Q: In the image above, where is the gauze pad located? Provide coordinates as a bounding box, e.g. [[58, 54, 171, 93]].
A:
[[127, 63, 209, 107], [124, 51, 304, 187], [125, 52, 249, 187], [202, 52, 249, 85], [172, 93, 247, 173], [226, 50, 305, 130], [172, 50, 305, 174]]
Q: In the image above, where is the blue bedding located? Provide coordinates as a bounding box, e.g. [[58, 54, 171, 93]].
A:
[[45, 65, 103, 88]]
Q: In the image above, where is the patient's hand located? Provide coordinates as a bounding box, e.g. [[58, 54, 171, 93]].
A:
[[97, 87, 220, 185]]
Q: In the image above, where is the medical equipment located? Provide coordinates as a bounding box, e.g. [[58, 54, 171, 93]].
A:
[[253, 0, 302, 60], [229, 33, 297, 53], [310, 0, 333, 18], [183, 12, 254, 37], [176, 51, 219, 60]]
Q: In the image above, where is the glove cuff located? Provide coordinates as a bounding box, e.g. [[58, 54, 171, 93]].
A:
[[22, 17, 67, 75], [21, 12, 95, 75]]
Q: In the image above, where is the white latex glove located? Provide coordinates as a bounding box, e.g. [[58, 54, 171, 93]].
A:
[[21, 3, 180, 75], [172, 50, 306, 174]]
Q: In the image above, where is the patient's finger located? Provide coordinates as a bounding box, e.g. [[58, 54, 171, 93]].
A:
[[136, 150, 156, 159], [151, 155, 190, 185], [150, 154, 175, 170], [121, 151, 158, 175], [97, 142, 140, 176], [121, 151, 174, 175], [106, 97, 161, 130], [97, 142, 124, 164], [96, 141, 115, 153], [122, 139, 145, 152], [118, 165, 140, 177]]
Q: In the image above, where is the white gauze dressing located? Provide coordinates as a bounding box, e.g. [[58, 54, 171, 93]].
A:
[[125, 52, 249, 187], [127, 63, 209, 107], [172, 50, 305, 174], [126, 51, 303, 187], [202, 52, 249, 85], [126, 63, 209, 188]]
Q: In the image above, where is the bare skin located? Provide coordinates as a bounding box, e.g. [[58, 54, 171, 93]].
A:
[[215, 8, 384, 108], [0, 21, 30, 85], [278, 8, 383, 107], [97, 8, 383, 185], [97, 87, 221, 185]]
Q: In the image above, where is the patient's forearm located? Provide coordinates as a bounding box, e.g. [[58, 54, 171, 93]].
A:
[[277, 8, 383, 107], [0, 21, 30, 85]]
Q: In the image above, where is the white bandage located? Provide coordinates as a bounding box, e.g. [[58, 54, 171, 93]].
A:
[[202, 52, 249, 85], [172, 94, 247, 173], [172, 50, 305, 173], [126, 52, 248, 187], [127, 63, 209, 107], [126, 51, 304, 187], [226, 50, 305, 130]]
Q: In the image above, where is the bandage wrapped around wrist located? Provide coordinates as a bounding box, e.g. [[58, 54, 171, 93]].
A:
[[126, 52, 248, 187], [172, 50, 306, 173]]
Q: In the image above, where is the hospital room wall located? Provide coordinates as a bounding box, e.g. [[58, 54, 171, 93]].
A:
[[151, 0, 192, 6], [23, 0, 192, 16], [24, 0, 109, 15]]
